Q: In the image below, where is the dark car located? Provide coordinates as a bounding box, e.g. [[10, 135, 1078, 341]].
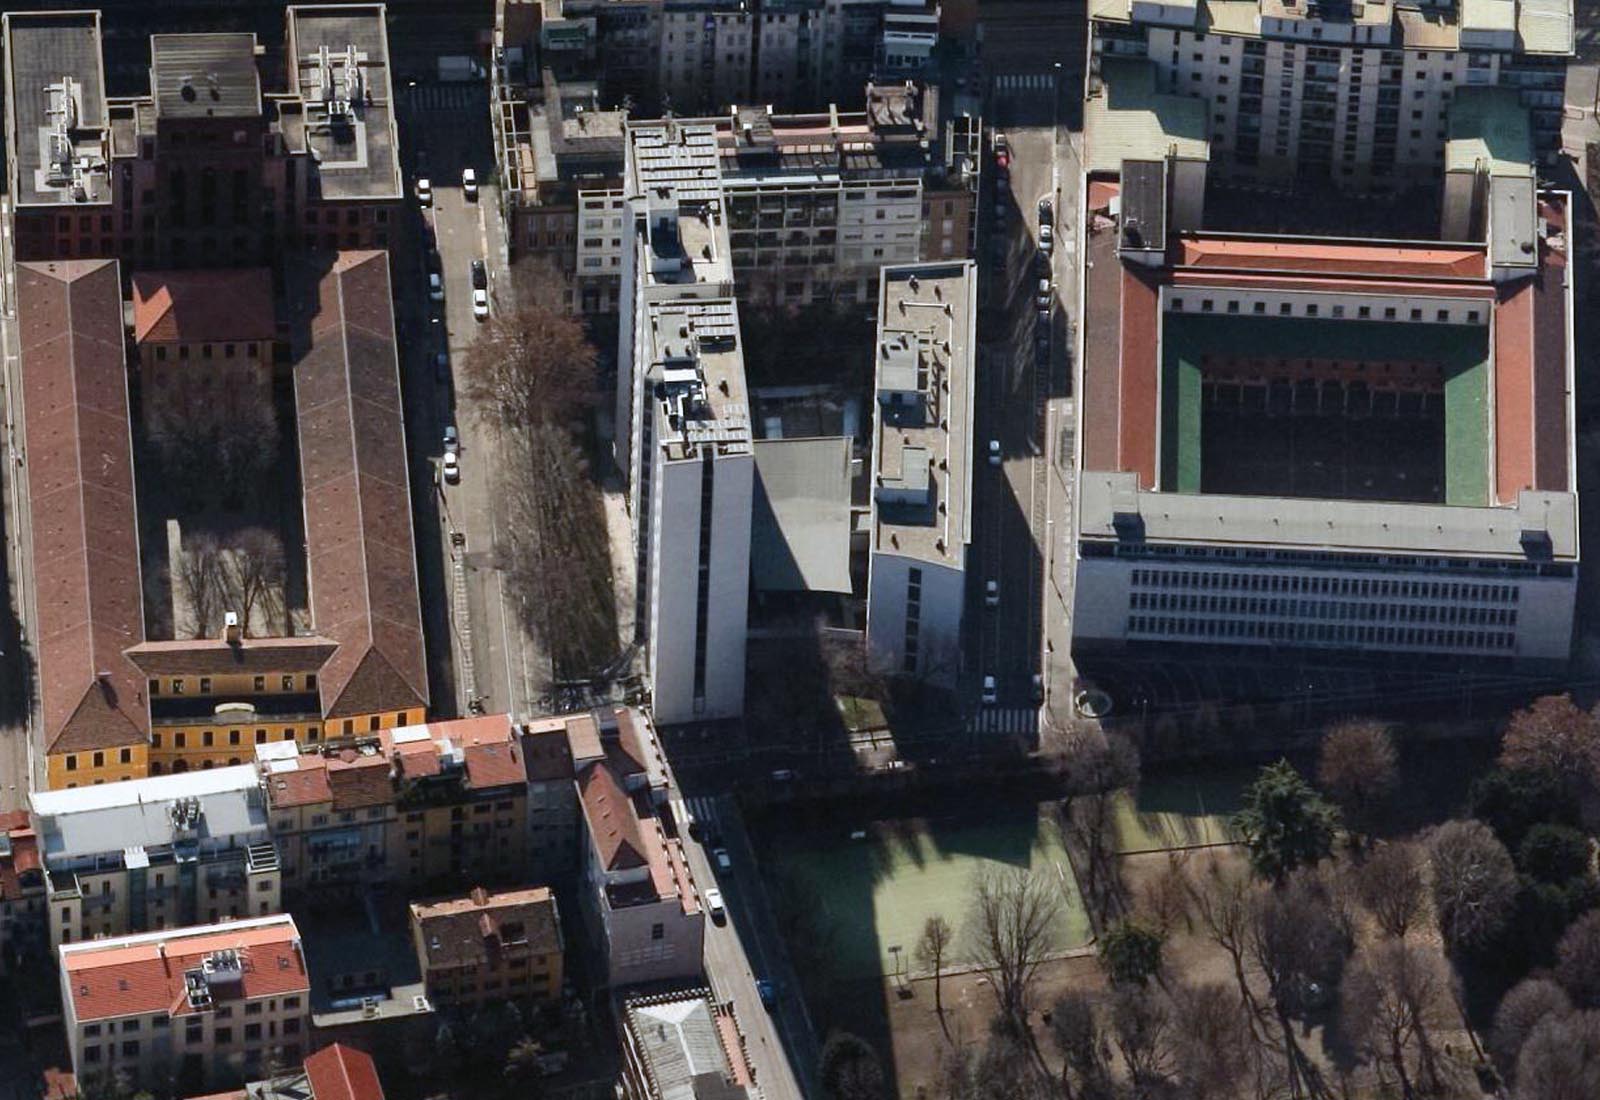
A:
[[426, 247, 441, 273], [1038, 197, 1054, 226], [471, 259, 487, 290], [756, 979, 777, 1011]]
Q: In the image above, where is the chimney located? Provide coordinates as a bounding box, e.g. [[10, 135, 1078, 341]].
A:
[[470, 885, 490, 907], [223, 611, 241, 645]]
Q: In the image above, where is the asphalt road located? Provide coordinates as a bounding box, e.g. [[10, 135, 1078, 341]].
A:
[[677, 790, 815, 1100], [401, 80, 546, 723]]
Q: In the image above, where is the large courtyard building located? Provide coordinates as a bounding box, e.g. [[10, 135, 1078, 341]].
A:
[[1072, 62, 1578, 669], [866, 261, 976, 683], [617, 121, 754, 726], [1088, 0, 1573, 191]]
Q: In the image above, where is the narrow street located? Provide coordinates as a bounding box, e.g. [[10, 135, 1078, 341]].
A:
[[399, 80, 546, 723]]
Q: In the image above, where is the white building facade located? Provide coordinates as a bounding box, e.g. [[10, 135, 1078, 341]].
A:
[[618, 123, 754, 725], [1090, 0, 1573, 190]]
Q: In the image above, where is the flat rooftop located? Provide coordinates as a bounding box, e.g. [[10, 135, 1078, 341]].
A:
[[629, 121, 722, 203], [1085, 58, 1208, 176], [285, 5, 400, 200], [871, 262, 976, 569], [1090, 0, 1574, 54], [4, 11, 110, 207], [646, 299, 752, 463], [150, 34, 262, 120]]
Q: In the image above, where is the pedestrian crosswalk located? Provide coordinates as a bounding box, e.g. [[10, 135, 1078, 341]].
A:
[[992, 73, 1056, 94], [967, 707, 1040, 735], [405, 83, 488, 113], [681, 794, 723, 833]]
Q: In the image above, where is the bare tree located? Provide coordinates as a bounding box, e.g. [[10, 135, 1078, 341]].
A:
[[1340, 938, 1453, 1097], [1514, 1009, 1600, 1099], [1499, 693, 1600, 794], [1169, 982, 1254, 1100], [501, 429, 619, 679], [1182, 855, 1261, 1017], [1107, 982, 1177, 1094], [1048, 991, 1110, 1100], [1316, 718, 1398, 844], [964, 866, 1062, 1034], [1427, 819, 1518, 954], [1053, 731, 1140, 922], [1249, 871, 1352, 1099], [176, 534, 225, 639], [1353, 839, 1429, 939], [1491, 978, 1572, 1081], [1557, 910, 1600, 1009], [226, 527, 287, 637], [460, 291, 598, 436], [915, 915, 954, 1020], [1137, 853, 1194, 938]]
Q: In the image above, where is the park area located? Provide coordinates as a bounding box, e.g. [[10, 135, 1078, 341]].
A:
[[767, 806, 1093, 980]]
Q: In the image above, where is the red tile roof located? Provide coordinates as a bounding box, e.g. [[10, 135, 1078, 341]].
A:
[[579, 764, 645, 872], [1118, 265, 1160, 489], [130, 269, 275, 346], [263, 760, 333, 809], [124, 636, 339, 677], [325, 753, 393, 810], [61, 916, 308, 1023], [409, 885, 562, 970], [1175, 236, 1487, 280], [1494, 281, 1536, 504], [463, 741, 524, 790], [291, 252, 427, 721], [305, 1044, 386, 1100], [17, 260, 149, 756]]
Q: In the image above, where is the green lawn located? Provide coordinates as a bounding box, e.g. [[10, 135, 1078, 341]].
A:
[[769, 809, 1092, 977], [1112, 768, 1253, 854]]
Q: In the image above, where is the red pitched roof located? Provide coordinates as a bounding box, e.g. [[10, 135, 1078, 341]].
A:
[[325, 753, 393, 810], [17, 260, 149, 756], [130, 269, 275, 345], [305, 1044, 385, 1100], [1175, 236, 1487, 280], [578, 764, 645, 872], [264, 761, 334, 809], [463, 741, 523, 790], [61, 917, 308, 1022], [292, 252, 427, 721]]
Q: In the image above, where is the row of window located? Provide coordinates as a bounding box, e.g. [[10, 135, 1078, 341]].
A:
[[1130, 591, 1518, 626], [1127, 615, 1516, 651], [1129, 568, 1520, 603], [158, 675, 316, 696], [1170, 296, 1480, 324], [150, 342, 265, 362]]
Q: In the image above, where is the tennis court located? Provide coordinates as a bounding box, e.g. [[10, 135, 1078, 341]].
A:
[[1112, 767, 1254, 854], [769, 809, 1093, 977]]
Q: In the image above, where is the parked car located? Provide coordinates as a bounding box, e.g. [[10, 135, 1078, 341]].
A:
[[472, 287, 489, 320], [441, 451, 460, 484], [1038, 197, 1053, 225], [981, 676, 998, 705], [443, 425, 459, 455], [714, 848, 732, 872], [988, 439, 1002, 466], [985, 580, 999, 608], [462, 168, 478, 200], [1032, 674, 1045, 704], [756, 980, 778, 1011], [433, 351, 450, 383], [704, 888, 726, 923], [1040, 223, 1054, 253], [470, 259, 487, 289], [415, 177, 432, 205], [1037, 278, 1052, 308], [428, 272, 444, 301]]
